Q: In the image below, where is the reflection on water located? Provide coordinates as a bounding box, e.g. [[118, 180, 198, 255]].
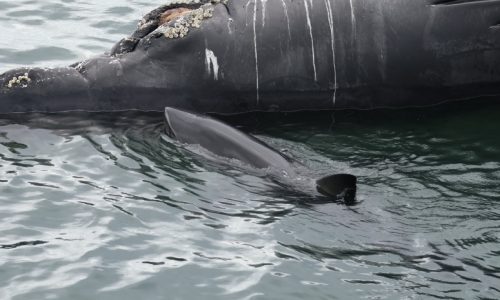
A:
[[0, 0, 499, 299], [0, 105, 499, 300]]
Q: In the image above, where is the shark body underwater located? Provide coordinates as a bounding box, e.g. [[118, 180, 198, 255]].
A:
[[1, 0, 500, 203]]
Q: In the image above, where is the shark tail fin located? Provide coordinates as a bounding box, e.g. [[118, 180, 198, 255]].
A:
[[316, 174, 357, 205]]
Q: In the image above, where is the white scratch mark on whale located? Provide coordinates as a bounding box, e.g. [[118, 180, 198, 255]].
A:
[[349, 0, 356, 39], [261, 0, 268, 27], [227, 17, 234, 34], [304, 0, 317, 82], [253, 0, 260, 104], [205, 49, 219, 80], [280, 0, 291, 41], [325, 0, 337, 106]]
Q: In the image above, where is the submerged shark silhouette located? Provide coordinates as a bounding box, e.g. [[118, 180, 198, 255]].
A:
[[164, 107, 357, 205]]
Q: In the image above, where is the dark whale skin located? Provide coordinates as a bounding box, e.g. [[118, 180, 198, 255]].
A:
[[1, 0, 500, 114]]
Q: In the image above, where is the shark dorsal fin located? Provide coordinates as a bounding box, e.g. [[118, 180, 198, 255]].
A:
[[316, 174, 357, 205]]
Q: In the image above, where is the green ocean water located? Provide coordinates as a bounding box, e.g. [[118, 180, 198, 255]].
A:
[[0, 1, 499, 299]]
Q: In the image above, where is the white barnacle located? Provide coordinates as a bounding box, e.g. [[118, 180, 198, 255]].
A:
[[203, 7, 214, 18], [158, 0, 225, 39], [6, 73, 31, 88]]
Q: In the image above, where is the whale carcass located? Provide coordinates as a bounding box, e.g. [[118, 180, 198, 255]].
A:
[[1, 0, 500, 113]]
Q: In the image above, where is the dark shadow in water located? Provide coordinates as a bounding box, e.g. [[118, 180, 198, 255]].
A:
[[215, 98, 500, 137], [1, 240, 48, 249], [0, 98, 498, 137]]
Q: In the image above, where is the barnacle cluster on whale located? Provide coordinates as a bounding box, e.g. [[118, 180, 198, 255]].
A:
[[6, 73, 31, 89], [110, 0, 229, 56], [155, 5, 214, 39]]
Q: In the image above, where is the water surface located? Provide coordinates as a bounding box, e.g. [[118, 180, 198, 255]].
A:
[[0, 1, 499, 299]]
